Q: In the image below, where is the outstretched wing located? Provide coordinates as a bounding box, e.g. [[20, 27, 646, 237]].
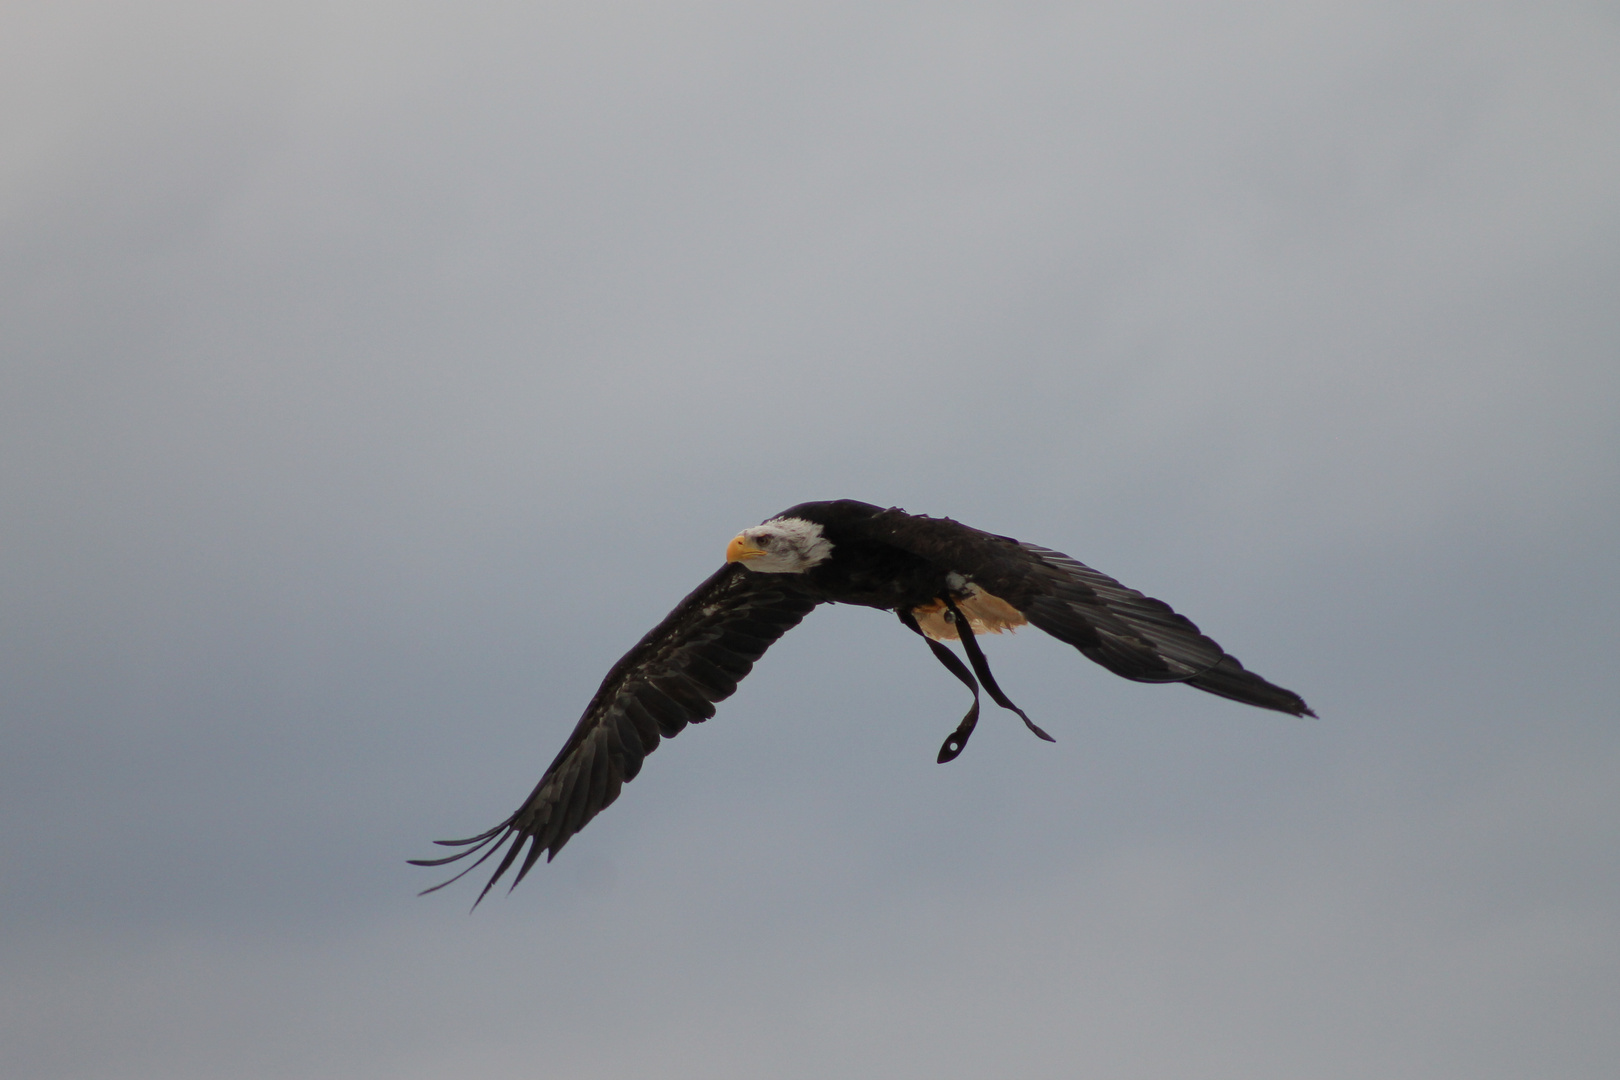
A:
[[413, 562, 821, 904], [876, 510, 1314, 717]]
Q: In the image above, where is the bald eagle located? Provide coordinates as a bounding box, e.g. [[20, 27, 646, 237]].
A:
[[414, 500, 1313, 902]]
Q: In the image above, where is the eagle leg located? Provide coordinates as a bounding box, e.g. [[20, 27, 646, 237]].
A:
[[897, 608, 982, 762], [940, 594, 1056, 746]]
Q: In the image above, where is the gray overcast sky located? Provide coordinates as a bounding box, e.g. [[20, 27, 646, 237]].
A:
[[3, 3, 1617, 1078]]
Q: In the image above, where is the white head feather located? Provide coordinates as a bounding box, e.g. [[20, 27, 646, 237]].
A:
[[731, 517, 834, 574]]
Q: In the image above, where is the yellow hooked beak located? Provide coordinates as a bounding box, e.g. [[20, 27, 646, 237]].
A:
[[726, 533, 767, 563]]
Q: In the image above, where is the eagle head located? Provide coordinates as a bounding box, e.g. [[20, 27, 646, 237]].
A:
[[725, 517, 834, 574]]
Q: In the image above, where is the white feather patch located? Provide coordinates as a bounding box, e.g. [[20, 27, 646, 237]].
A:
[[736, 517, 834, 574]]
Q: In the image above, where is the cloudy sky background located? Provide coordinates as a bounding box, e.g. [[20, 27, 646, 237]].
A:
[[3, 3, 1617, 1077]]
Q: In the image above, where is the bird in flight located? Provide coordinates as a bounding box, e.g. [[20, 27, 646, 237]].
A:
[[414, 500, 1313, 903]]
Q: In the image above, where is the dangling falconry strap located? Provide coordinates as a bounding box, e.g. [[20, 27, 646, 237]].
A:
[[897, 607, 982, 762], [898, 594, 1056, 763]]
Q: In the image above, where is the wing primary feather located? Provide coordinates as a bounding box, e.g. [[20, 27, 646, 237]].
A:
[[581, 737, 615, 829], [410, 824, 516, 900], [477, 829, 532, 899], [510, 832, 551, 890], [419, 822, 507, 851], [567, 740, 609, 838]]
